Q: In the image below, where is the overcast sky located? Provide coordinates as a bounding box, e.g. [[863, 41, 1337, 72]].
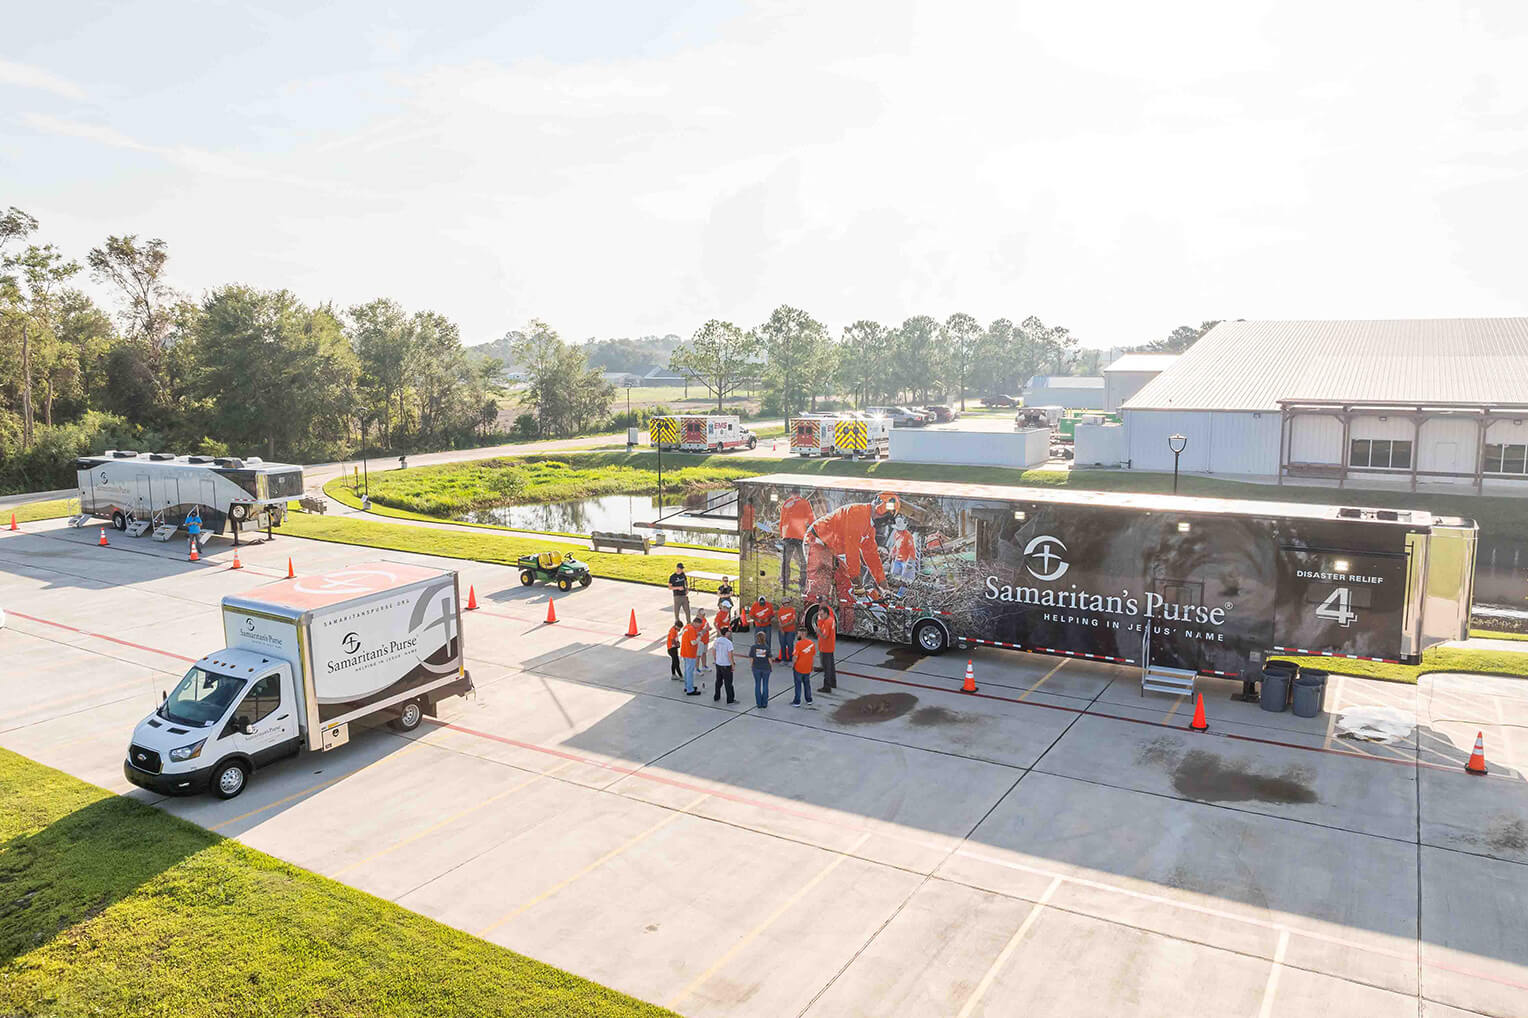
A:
[[4, 0, 1526, 349]]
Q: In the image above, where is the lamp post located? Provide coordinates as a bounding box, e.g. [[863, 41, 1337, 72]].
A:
[[625, 385, 634, 450], [1168, 433, 1188, 494]]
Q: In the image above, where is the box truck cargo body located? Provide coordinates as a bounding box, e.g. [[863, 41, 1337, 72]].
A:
[[124, 562, 472, 798], [735, 474, 1476, 678]]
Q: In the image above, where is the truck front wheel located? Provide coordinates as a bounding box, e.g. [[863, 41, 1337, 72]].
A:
[[912, 620, 949, 656], [390, 699, 424, 732], [211, 759, 249, 799]]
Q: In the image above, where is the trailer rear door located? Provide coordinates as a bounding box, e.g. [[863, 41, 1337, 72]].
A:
[[1273, 547, 1411, 661]]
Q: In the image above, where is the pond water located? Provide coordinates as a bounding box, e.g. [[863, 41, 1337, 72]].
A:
[[462, 493, 739, 549]]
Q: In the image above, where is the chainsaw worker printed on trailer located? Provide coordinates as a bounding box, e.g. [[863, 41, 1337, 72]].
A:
[[888, 514, 917, 591], [779, 487, 813, 592], [805, 492, 896, 630]]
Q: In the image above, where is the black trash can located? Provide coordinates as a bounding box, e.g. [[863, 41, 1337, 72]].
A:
[[1291, 668, 1329, 718], [1260, 660, 1297, 713]]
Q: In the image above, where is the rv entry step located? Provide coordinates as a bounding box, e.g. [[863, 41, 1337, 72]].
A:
[[125, 519, 151, 538], [152, 525, 179, 542], [1141, 665, 1197, 698], [65, 514, 90, 528]]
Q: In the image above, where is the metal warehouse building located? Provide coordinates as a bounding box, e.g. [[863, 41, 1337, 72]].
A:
[[1102, 353, 1178, 412], [1024, 374, 1105, 410], [1119, 318, 1528, 493]]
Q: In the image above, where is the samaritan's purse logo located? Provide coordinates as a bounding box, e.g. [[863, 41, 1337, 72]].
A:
[[341, 632, 361, 655], [1023, 535, 1069, 581]]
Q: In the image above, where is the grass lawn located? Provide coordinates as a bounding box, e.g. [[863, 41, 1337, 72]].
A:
[[1471, 628, 1528, 642], [282, 511, 723, 591], [1278, 645, 1527, 684], [0, 748, 673, 1018], [6, 497, 79, 523]]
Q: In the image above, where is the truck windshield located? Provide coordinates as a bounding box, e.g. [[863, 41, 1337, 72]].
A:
[[160, 667, 246, 727]]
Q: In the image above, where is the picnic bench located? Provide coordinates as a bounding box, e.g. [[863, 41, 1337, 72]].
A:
[[591, 530, 651, 555]]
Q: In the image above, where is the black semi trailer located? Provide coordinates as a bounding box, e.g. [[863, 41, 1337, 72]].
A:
[[735, 474, 1477, 679]]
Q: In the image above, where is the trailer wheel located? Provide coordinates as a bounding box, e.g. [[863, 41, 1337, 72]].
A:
[[390, 699, 424, 732], [578, 573, 592, 588], [211, 759, 248, 799], [111, 510, 127, 531], [747, 437, 757, 450], [520, 570, 536, 586], [557, 577, 573, 592], [912, 620, 949, 656]]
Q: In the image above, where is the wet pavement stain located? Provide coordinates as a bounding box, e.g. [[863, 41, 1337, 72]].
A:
[[832, 692, 919, 725], [1170, 749, 1317, 805], [1490, 819, 1528, 855], [877, 646, 927, 672], [909, 706, 977, 727]]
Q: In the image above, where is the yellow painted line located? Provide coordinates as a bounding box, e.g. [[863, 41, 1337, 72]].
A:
[[331, 761, 572, 877], [1159, 694, 1187, 725], [954, 875, 1063, 1018], [210, 741, 428, 831], [1321, 676, 1346, 750], [1256, 928, 1290, 1018], [478, 792, 708, 936], [667, 832, 872, 1010], [1016, 658, 1068, 703]]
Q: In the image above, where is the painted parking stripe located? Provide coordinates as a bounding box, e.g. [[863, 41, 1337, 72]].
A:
[[955, 876, 1063, 1018]]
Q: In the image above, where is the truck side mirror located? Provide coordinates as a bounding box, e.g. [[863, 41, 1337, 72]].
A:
[[235, 715, 252, 735], [161, 690, 168, 703]]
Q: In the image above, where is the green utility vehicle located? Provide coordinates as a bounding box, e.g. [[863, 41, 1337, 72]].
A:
[[517, 550, 594, 591]]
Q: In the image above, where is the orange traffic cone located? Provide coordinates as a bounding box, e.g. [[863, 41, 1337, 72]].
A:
[[466, 586, 478, 611], [961, 659, 978, 694], [230, 548, 242, 570], [626, 608, 640, 637], [188, 542, 199, 563], [98, 527, 109, 547], [1189, 693, 1209, 732], [286, 557, 295, 579], [7, 512, 16, 531], [1465, 732, 1488, 776], [545, 598, 558, 624]]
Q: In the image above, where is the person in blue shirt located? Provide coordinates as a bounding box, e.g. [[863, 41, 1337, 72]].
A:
[[748, 630, 772, 709], [185, 508, 202, 555]]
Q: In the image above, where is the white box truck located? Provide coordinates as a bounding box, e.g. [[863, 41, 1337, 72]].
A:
[[124, 562, 473, 799]]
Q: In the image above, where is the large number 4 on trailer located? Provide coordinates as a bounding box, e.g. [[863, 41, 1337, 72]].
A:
[[1314, 586, 1358, 627]]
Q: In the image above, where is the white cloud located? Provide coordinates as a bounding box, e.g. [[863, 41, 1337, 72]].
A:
[[0, 59, 86, 100]]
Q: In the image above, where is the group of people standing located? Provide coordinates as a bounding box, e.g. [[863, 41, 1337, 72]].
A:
[[666, 562, 838, 710]]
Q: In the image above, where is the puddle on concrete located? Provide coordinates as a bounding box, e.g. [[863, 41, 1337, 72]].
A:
[[832, 692, 919, 725], [1491, 819, 1528, 854], [1170, 749, 1318, 805], [877, 646, 927, 672]]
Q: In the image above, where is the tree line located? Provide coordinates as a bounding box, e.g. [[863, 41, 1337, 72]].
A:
[[669, 307, 1084, 415], [0, 206, 613, 493]]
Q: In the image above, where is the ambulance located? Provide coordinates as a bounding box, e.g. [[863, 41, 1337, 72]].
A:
[[651, 414, 757, 453]]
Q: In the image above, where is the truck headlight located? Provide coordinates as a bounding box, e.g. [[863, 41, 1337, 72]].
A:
[[169, 739, 207, 762]]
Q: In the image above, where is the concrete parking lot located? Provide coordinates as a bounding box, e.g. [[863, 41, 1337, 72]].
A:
[[2, 519, 1526, 1017]]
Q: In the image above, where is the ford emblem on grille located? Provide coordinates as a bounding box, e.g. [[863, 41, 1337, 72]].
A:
[[135, 753, 145, 761]]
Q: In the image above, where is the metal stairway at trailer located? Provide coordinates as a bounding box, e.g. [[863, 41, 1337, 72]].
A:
[[1138, 631, 1197, 697]]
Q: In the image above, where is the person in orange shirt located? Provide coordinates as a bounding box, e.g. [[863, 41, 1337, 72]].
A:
[[779, 487, 814, 592], [805, 493, 896, 630], [790, 633, 817, 706], [815, 605, 837, 693], [775, 601, 798, 663], [749, 596, 775, 656], [666, 621, 682, 680], [679, 619, 702, 695], [696, 610, 711, 672]]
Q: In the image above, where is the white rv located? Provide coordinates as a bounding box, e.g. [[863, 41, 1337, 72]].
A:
[[123, 562, 474, 798], [74, 450, 303, 541]]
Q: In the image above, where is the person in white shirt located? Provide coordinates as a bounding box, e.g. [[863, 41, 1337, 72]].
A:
[[711, 631, 736, 704]]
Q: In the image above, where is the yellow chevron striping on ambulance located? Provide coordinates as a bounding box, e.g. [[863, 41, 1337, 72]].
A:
[[834, 418, 867, 451], [650, 416, 680, 446]]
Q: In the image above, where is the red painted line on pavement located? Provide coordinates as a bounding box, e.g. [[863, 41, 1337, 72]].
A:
[[9, 611, 196, 663], [835, 669, 1492, 778], [470, 606, 631, 640]]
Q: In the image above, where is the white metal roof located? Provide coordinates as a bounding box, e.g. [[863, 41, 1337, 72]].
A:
[[1103, 353, 1179, 374], [1123, 318, 1528, 412], [1026, 375, 1105, 389]]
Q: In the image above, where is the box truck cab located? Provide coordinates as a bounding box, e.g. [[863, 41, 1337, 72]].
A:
[[124, 562, 473, 799]]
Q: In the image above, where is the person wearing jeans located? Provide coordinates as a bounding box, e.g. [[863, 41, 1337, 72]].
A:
[[816, 606, 837, 693], [679, 619, 701, 695], [790, 635, 817, 707], [776, 601, 798, 664], [749, 596, 775, 657], [712, 631, 736, 704], [749, 631, 772, 708]]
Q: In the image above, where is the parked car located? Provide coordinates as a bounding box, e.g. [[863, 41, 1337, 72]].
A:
[[922, 405, 957, 423], [866, 406, 929, 427], [982, 394, 1020, 407]]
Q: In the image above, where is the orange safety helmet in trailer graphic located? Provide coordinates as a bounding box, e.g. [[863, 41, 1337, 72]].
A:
[[733, 473, 1476, 677]]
